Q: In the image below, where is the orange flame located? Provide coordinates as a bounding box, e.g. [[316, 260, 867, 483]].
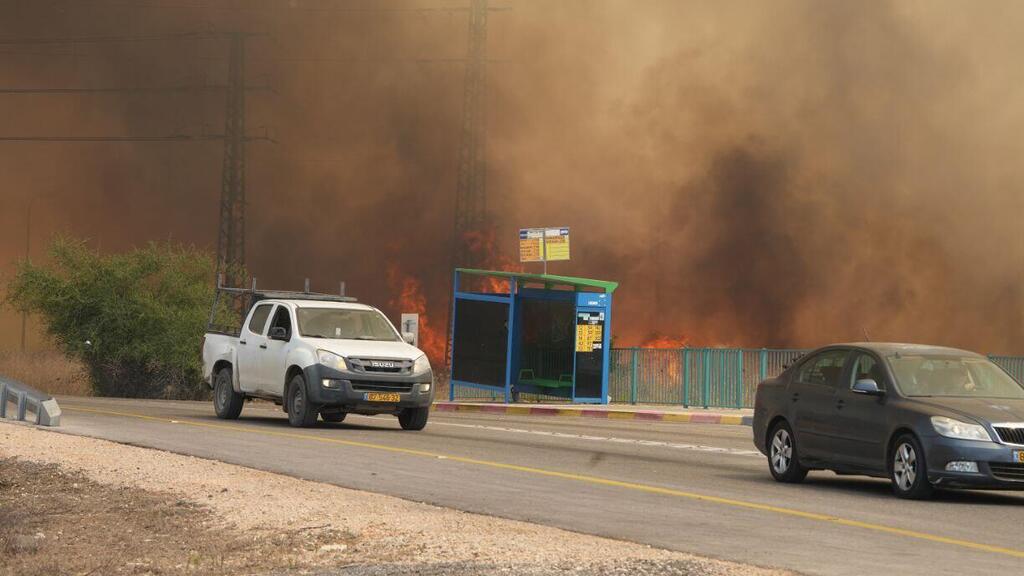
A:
[[387, 264, 446, 364], [462, 228, 521, 293], [639, 332, 689, 349]]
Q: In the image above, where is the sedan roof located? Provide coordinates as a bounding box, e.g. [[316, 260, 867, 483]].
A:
[[834, 342, 984, 358]]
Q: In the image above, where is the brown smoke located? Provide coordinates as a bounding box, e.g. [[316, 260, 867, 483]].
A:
[[2, 0, 1024, 359]]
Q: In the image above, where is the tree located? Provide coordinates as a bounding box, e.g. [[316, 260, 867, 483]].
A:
[[6, 237, 218, 399]]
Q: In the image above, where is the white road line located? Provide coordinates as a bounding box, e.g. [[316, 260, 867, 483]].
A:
[[346, 415, 762, 457]]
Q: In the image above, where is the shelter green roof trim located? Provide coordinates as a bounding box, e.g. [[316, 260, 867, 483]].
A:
[[456, 268, 618, 293]]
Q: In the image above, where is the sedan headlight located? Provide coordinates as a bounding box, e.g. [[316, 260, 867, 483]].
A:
[[931, 416, 992, 442], [413, 354, 431, 374], [317, 349, 348, 371]]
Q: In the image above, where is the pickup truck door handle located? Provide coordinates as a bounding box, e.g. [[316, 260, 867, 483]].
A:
[[791, 392, 799, 402], [239, 340, 247, 345], [836, 399, 845, 410], [259, 344, 267, 349]]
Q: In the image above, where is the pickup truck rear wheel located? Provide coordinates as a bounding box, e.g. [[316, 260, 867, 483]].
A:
[[397, 406, 429, 431], [213, 367, 244, 420], [287, 374, 319, 428]]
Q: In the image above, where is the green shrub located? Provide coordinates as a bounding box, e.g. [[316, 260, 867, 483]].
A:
[[5, 238, 219, 399]]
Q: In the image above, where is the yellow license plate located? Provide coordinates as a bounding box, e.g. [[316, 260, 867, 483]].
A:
[[364, 392, 400, 403], [1015, 451, 1024, 464]]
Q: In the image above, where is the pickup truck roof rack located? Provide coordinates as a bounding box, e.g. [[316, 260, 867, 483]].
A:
[[249, 291, 358, 304], [206, 275, 356, 336]]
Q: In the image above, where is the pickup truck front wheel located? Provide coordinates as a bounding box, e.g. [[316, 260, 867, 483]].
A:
[[213, 367, 244, 420], [320, 410, 347, 423], [287, 374, 319, 428], [397, 406, 429, 431]]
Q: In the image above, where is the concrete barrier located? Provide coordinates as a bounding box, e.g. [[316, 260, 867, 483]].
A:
[[0, 376, 61, 427]]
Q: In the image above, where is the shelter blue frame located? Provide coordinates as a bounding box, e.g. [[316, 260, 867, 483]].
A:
[[448, 268, 618, 404]]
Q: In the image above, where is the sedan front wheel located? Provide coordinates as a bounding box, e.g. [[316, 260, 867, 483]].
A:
[[890, 433, 935, 500]]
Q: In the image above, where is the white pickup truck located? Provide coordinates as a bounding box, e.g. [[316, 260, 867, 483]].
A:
[[202, 289, 434, 430]]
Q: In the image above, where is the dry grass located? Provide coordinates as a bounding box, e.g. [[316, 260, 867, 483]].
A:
[[0, 458, 356, 576], [0, 350, 91, 396]]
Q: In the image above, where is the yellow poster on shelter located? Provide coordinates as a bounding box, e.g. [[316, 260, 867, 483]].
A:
[[544, 228, 571, 261]]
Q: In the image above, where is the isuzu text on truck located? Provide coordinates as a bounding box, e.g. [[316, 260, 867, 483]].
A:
[[201, 283, 434, 430]]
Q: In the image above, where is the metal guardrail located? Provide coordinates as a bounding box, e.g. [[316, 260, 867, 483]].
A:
[[0, 376, 61, 426]]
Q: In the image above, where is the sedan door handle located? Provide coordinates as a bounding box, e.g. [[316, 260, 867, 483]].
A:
[[239, 340, 247, 345], [259, 344, 267, 349], [836, 399, 845, 410], [791, 392, 799, 402]]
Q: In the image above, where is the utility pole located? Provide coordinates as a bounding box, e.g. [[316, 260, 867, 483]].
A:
[[20, 197, 33, 353], [452, 0, 489, 269], [217, 32, 248, 289], [445, 0, 490, 371]]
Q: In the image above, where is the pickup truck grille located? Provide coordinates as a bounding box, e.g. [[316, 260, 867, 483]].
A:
[[989, 463, 1024, 482], [347, 357, 413, 375], [351, 381, 415, 393], [994, 426, 1024, 445]]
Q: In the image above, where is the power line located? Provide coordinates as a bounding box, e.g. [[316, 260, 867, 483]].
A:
[[0, 134, 270, 142], [0, 84, 270, 94], [0, 29, 271, 285], [74, 1, 511, 13], [0, 31, 236, 45]]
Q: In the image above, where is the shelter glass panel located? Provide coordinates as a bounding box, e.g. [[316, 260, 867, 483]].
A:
[[452, 299, 510, 388]]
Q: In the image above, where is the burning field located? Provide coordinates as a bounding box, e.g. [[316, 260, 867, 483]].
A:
[[3, 1, 1024, 360]]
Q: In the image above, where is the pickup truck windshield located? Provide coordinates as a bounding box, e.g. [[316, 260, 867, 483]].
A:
[[296, 308, 399, 342], [888, 355, 1024, 399]]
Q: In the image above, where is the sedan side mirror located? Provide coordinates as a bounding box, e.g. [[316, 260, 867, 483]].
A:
[[402, 332, 416, 345], [852, 378, 884, 396], [268, 326, 289, 341]]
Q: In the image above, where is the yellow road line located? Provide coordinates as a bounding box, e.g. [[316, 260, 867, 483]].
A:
[[62, 404, 1024, 560]]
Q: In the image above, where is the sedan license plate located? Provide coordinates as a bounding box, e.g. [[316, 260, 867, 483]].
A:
[[364, 392, 400, 403], [1015, 451, 1024, 464]]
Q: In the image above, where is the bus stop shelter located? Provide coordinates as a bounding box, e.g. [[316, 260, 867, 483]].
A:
[[449, 268, 617, 404]]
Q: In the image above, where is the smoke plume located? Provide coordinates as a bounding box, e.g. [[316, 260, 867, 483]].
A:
[[2, 0, 1024, 359]]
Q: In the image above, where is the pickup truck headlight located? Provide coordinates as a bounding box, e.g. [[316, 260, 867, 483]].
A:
[[413, 354, 431, 374], [931, 416, 992, 442], [317, 349, 348, 371]]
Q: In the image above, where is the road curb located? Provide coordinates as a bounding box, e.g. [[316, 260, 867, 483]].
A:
[[432, 402, 752, 426]]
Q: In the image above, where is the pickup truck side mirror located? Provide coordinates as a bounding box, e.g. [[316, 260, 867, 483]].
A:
[[402, 332, 416, 345], [268, 326, 289, 341], [852, 378, 884, 396]]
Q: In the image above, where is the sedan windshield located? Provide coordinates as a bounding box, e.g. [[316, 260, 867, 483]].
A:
[[296, 308, 399, 342], [888, 355, 1024, 399]]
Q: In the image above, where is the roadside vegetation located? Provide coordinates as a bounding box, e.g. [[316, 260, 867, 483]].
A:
[[0, 350, 90, 396], [4, 237, 223, 399]]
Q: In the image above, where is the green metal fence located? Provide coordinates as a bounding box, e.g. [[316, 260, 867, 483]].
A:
[[610, 348, 806, 408], [612, 348, 1024, 409], [445, 347, 1024, 408]]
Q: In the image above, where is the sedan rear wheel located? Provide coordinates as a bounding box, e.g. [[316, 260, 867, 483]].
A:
[[768, 421, 808, 483], [890, 434, 934, 499]]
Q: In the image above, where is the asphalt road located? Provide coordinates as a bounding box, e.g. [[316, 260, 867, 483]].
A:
[[52, 396, 1023, 576]]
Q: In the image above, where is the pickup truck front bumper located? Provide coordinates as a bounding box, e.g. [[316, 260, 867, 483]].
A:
[[303, 364, 434, 414]]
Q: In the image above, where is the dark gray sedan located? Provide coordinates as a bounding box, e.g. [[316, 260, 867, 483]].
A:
[[753, 343, 1024, 499]]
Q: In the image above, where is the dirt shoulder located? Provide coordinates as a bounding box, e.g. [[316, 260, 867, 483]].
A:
[[0, 423, 792, 575]]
